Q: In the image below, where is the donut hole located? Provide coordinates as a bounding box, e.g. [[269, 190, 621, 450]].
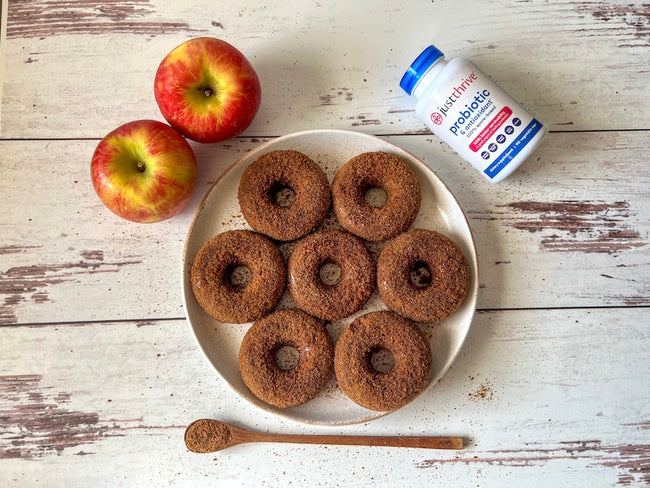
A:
[[274, 345, 301, 371], [364, 186, 387, 208], [269, 182, 296, 208], [369, 347, 396, 374], [410, 261, 432, 288], [228, 264, 252, 288], [319, 261, 342, 286]]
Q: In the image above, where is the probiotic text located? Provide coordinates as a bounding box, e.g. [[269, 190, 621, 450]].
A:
[[400, 45, 547, 183]]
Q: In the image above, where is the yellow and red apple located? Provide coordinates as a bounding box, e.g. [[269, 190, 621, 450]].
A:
[[154, 37, 262, 143], [91, 120, 198, 223]]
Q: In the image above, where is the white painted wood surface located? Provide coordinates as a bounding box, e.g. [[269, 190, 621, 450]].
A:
[[1, 0, 649, 486]]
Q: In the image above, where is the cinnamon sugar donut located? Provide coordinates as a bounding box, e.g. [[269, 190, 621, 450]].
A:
[[287, 228, 375, 321], [238, 309, 334, 408], [377, 229, 470, 323], [334, 311, 431, 411], [332, 151, 421, 241], [190, 230, 285, 323], [238, 150, 331, 241]]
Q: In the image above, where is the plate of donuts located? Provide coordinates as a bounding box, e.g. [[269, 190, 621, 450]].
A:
[[182, 129, 478, 426]]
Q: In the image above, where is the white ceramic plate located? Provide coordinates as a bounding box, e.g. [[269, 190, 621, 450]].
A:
[[182, 129, 478, 425]]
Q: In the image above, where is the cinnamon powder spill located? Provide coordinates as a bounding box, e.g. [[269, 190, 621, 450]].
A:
[[468, 379, 494, 402]]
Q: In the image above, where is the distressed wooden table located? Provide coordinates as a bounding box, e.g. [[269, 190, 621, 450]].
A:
[[1, 1, 649, 486]]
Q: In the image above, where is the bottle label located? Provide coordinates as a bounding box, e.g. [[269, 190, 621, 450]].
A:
[[420, 63, 543, 181]]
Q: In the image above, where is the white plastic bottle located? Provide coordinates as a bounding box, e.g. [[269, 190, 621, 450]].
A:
[[400, 45, 547, 183]]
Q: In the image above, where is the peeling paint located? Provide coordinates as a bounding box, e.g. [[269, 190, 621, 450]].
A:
[[79, 250, 104, 262], [497, 200, 646, 254], [319, 87, 354, 106], [7, 0, 203, 39], [623, 421, 650, 430], [349, 115, 381, 127], [0, 375, 109, 458], [0, 374, 176, 459], [573, 2, 650, 47], [0, 245, 41, 255], [0, 255, 142, 325], [597, 444, 650, 485], [416, 440, 650, 484]]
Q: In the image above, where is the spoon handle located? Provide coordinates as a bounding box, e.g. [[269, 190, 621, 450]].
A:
[[233, 427, 463, 450]]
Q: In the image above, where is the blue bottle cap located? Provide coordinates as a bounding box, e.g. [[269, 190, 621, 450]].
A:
[[399, 45, 444, 95]]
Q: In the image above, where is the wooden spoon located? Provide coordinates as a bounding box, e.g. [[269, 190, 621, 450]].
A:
[[184, 419, 464, 453]]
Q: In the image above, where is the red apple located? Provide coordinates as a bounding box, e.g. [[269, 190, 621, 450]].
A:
[[154, 37, 262, 143], [91, 120, 198, 223]]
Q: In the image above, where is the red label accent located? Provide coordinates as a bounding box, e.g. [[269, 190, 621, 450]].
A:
[[469, 106, 513, 152]]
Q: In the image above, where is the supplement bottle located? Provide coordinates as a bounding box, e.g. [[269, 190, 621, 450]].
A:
[[400, 45, 547, 183]]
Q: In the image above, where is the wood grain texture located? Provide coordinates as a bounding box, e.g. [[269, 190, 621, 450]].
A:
[[397, 131, 650, 310], [1, 0, 649, 138], [6, 0, 201, 38], [1, 0, 649, 486], [1, 309, 648, 485], [1, 132, 647, 325]]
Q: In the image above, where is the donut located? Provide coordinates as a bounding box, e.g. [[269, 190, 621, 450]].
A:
[[334, 311, 431, 411], [238, 150, 331, 241], [331, 151, 421, 241], [190, 230, 286, 323], [377, 229, 470, 323], [238, 309, 334, 408], [287, 228, 375, 321]]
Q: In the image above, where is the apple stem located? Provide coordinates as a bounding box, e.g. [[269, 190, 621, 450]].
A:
[[136, 161, 146, 172], [203, 88, 213, 97]]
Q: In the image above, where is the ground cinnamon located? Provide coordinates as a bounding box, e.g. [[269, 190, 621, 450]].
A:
[[184, 419, 232, 453]]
